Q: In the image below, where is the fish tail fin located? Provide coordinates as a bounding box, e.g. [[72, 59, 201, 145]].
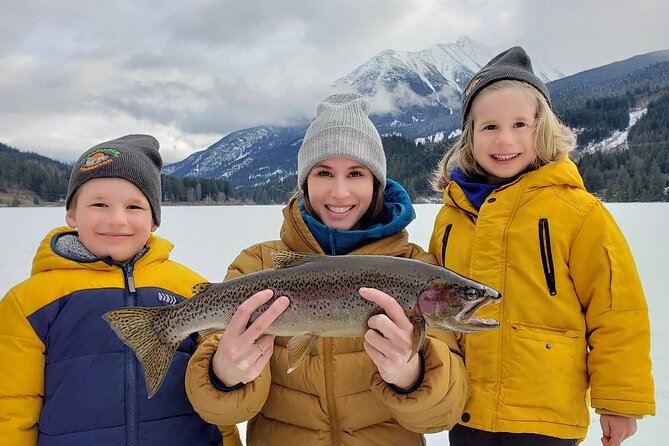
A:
[[103, 306, 179, 398]]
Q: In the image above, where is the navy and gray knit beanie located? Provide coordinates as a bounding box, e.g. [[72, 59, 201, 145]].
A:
[[66, 134, 163, 226]]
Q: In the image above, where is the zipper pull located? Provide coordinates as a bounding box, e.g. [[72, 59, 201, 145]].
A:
[[125, 264, 136, 293], [127, 274, 136, 293]]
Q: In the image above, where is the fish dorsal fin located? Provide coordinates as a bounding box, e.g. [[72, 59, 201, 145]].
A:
[[192, 282, 213, 296], [271, 251, 321, 269]]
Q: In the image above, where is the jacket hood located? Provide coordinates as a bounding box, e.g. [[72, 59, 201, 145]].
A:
[[31, 226, 173, 276], [445, 156, 586, 209], [522, 156, 586, 192], [280, 188, 417, 258]]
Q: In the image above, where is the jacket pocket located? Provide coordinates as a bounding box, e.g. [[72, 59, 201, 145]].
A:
[[538, 218, 557, 296], [605, 245, 648, 311], [440, 223, 453, 267], [500, 322, 583, 424]]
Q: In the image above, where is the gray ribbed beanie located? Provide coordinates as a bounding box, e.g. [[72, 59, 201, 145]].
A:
[[66, 134, 163, 226], [461, 46, 551, 127], [297, 93, 386, 190]]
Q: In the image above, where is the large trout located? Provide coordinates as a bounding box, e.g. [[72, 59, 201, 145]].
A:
[[104, 251, 501, 397]]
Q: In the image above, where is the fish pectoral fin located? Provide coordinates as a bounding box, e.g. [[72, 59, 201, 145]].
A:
[[196, 328, 224, 339], [286, 334, 319, 373], [192, 282, 213, 296], [271, 251, 322, 269], [409, 319, 426, 362]]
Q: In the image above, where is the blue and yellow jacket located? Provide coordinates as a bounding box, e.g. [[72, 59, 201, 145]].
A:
[[0, 226, 223, 446], [429, 157, 655, 440]]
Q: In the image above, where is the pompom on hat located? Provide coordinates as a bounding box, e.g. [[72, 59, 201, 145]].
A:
[[460, 46, 551, 127], [66, 134, 163, 226], [297, 93, 386, 190]]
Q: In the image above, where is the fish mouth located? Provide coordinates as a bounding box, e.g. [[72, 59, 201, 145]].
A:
[[455, 297, 499, 328]]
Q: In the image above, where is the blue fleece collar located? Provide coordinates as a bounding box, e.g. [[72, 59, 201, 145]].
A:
[[451, 168, 516, 210], [300, 179, 416, 255]]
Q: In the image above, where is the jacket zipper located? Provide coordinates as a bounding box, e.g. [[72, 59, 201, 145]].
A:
[[441, 224, 453, 267], [123, 263, 140, 446], [538, 218, 557, 296], [324, 338, 340, 445]]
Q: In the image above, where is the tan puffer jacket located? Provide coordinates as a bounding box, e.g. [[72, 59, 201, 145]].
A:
[[186, 198, 470, 446]]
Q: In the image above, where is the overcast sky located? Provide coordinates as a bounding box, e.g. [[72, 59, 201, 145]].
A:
[[1, 0, 667, 164]]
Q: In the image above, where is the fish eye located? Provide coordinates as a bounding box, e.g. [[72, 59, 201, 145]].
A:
[[466, 289, 478, 300]]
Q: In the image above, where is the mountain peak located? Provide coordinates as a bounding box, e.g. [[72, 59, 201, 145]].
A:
[[454, 35, 486, 50], [336, 37, 562, 100], [167, 38, 566, 188]]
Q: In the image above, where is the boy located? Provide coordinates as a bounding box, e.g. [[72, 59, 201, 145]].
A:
[[0, 135, 223, 445]]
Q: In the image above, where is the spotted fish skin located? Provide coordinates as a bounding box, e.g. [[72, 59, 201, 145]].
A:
[[104, 252, 501, 397]]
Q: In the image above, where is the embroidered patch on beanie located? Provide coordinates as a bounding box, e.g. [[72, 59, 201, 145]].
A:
[[77, 148, 121, 172]]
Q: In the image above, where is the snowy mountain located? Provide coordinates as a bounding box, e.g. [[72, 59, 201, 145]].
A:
[[166, 37, 564, 187], [338, 36, 562, 142], [337, 36, 560, 109], [164, 37, 562, 187], [163, 124, 307, 186]]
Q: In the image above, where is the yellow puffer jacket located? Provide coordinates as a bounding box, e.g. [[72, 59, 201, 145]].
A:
[[186, 197, 470, 446], [0, 227, 222, 446], [428, 157, 655, 440]]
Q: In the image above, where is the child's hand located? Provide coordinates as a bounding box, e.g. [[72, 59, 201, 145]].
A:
[[211, 289, 289, 387], [600, 414, 637, 446], [359, 287, 421, 390]]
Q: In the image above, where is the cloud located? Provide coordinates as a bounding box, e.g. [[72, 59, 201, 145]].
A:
[[0, 0, 667, 163], [511, 0, 669, 75]]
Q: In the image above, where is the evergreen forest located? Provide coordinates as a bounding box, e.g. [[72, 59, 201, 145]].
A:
[[0, 142, 238, 206], [1, 81, 668, 205]]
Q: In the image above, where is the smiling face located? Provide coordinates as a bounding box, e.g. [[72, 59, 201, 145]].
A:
[[305, 157, 374, 231], [66, 178, 157, 262], [471, 85, 538, 184]]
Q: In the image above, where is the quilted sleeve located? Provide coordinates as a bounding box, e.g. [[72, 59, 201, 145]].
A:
[[0, 288, 46, 445]]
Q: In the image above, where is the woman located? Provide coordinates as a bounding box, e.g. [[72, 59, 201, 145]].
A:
[[186, 93, 469, 446]]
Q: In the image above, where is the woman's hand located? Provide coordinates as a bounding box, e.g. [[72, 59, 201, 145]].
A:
[[359, 287, 421, 391], [211, 289, 290, 387]]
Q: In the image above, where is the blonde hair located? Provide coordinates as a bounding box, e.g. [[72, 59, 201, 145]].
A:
[[431, 80, 576, 191], [66, 188, 82, 212]]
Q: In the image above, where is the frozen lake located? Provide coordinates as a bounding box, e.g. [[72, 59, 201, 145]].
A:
[[0, 203, 665, 445]]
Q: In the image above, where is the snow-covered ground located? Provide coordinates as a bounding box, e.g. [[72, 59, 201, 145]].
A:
[[0, 203, 665, 445]]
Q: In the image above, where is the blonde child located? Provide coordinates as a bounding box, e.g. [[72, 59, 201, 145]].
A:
[[185, 93, 470, 446], [0, 135, 223, 445], [429, 46, 655, 446]]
